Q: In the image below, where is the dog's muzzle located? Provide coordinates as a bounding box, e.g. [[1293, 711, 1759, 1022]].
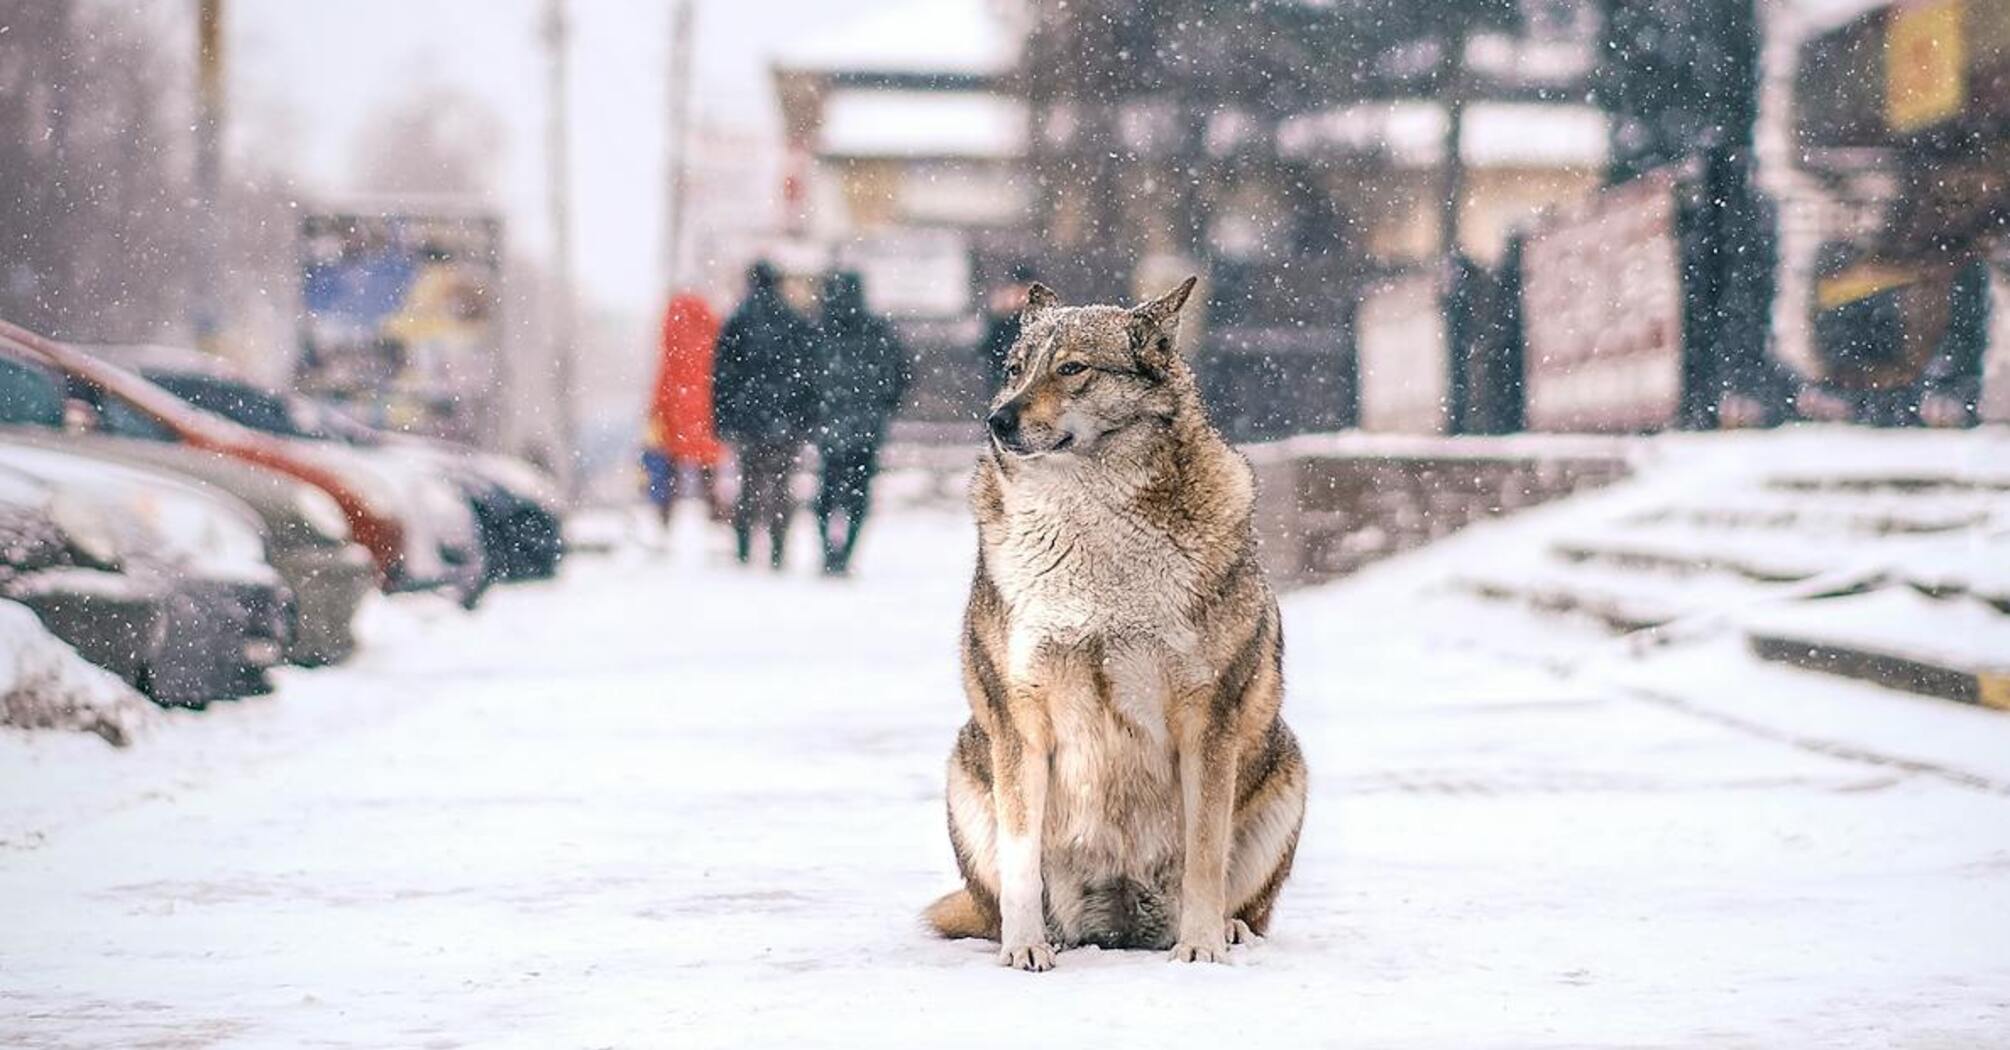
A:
[[986, 403, 1020, 444], [988, 403, 1074, 457]]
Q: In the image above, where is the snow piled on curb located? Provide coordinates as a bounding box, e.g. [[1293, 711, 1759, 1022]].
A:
[[0, 600, 152, 747]]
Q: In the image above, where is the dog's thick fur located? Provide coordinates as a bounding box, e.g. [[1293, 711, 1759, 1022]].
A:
[[925, 277, 1307, 971]]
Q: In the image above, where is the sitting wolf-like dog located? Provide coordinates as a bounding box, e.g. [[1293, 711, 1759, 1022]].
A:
[[924, 276, 1307, 971]]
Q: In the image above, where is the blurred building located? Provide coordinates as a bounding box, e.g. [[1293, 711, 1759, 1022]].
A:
[[1276, 101, 1608, 269], [771, 0, 1032, 422], [1017, 0, 1605, 439], [1785, 0, 2009, 424]]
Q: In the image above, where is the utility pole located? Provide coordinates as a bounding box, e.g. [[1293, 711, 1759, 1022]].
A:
[[662, 0, 697, 290], [1437, 18, 1471, 434], [194, 0, 226, 351], [543, 0, 580, 495], [1437, 19, 1469, 269]]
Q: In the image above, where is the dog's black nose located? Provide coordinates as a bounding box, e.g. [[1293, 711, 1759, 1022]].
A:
[[987, 403, 1019, 439]]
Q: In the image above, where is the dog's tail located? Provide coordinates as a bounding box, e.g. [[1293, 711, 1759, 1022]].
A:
[[923, 889, 997, 940]]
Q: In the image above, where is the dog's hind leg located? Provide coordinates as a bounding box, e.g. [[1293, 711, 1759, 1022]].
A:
[[1227, 719, 1308, 937], [926, 720, 1002, 940]]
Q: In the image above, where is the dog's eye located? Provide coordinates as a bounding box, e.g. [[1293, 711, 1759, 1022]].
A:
[[1055, 361, 1087, 377]]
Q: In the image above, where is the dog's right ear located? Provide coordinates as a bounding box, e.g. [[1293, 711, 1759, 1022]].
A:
[[1023, 282, 1060, 318]]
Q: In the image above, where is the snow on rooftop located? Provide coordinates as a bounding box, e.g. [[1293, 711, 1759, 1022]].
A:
[[1462, 103, 1610, 168], [817, 88, 1027, 160], [1794, 0, 1897, 33], [776, 0, 1021, 78], [1278, 101, 1609, 170]]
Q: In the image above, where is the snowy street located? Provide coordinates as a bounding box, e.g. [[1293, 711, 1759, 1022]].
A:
[[4, 478, 2008, 1049]]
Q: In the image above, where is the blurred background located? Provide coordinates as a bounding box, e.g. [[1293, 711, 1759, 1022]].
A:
[[4, 0, 2004, 500]]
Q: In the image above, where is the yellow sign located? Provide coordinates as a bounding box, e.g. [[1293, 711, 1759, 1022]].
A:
[[1816, 262, 1918, 309], [1980, 673, 2010, 711], [1887, 0, 1968, 132]]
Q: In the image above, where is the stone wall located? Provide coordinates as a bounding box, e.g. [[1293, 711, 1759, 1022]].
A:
[[1245, 434, 1636, 588]]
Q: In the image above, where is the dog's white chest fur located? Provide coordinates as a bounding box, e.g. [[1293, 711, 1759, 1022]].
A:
[[988, 471, 1207, 726], [988, 476, 1189, 651]]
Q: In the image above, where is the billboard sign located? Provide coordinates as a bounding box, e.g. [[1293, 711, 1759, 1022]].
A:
[[299, 211, 504, 442], [1887, 0, 1968, 133], [1521, 170, 1686, 432]]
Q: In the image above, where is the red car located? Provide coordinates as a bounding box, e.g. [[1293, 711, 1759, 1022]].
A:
[[0, 320, 476, 594]]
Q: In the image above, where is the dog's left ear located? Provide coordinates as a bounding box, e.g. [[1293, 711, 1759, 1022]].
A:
[[1128, 275, 1198, 364]]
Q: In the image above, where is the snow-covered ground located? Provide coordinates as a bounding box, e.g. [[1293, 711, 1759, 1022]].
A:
[[4, 471, 2009, 1048]]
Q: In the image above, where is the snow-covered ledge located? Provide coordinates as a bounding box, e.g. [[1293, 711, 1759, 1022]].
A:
[[1246, 433, 1638, 587]]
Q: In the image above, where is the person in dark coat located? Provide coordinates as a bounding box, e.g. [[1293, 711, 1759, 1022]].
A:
[[977, 263, 1039, 393], [811, 271, 910, 576], [713, 260, 819, 569]]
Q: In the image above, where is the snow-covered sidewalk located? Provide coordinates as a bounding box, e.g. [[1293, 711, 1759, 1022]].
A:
[[3, 501, 2007, 1048]]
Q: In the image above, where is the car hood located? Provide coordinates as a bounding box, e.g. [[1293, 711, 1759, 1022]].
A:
[[0, 443, 277, 585], [0, 429, 352, 550]]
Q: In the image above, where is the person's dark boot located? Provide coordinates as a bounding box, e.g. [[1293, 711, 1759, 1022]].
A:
[[840, 514, 866, 573], [733, 524, 752, 566]]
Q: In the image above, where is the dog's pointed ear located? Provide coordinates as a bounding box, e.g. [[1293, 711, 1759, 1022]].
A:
[[1131, 275, 1198, 335], [1023, 282, 1060, 318], [1128, 275, 1198, 364]]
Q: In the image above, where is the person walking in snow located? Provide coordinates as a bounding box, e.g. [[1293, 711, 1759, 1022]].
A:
[[811, 270, 911, 577], [712, 260, 820, 569], [643, 291, 728, 533]]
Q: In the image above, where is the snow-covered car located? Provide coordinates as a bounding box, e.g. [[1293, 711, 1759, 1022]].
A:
[[0, 428, 377, 665], [0, 468, 166, 696], [0, 449, 290, 707], [89, 344, 565, 583], [0, 322, 487, 604]]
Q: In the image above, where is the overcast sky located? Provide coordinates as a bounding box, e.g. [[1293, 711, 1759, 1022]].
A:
[[231, 0, 893, 321]]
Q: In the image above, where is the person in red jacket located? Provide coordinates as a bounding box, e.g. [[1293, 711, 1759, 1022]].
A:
[[643, 292, 728, 529]]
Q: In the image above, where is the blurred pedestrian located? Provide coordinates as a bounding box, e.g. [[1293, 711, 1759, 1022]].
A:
[[812, 271, 910, 577], [713, 261, 819, 569], [643, 291, 728, 533], [978, 263, 1039, 392]]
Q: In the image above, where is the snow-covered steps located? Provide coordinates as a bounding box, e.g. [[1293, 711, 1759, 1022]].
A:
[[1454, 556, 1798, 635], [1744, 590, 2010, 711], [1550, 531, 1832, 585], [1432, 430, 2010, 713]]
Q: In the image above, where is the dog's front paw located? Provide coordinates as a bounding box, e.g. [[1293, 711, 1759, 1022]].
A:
[[1224, 918, 1258, 945], [999, 942, 1058, 972], [1168, 938, 1229, 964]]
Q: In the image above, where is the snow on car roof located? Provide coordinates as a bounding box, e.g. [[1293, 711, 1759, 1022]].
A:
[[818, 89, 1027, 160], [774, 0, 1020, 77]]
